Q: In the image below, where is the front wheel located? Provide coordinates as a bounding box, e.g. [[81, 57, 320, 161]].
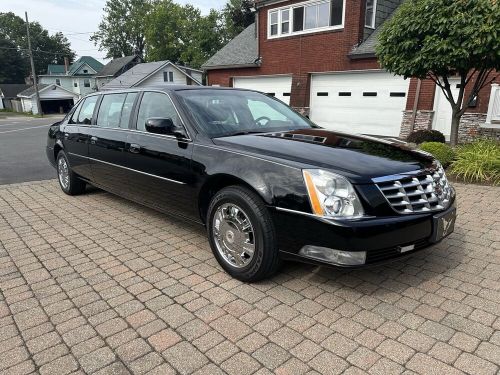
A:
[[207, 186, 281, 282], [56, 151, 86, 195]]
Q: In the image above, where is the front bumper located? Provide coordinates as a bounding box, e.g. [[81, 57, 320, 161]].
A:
[[271, 198, 456, 267], [46, 146, 56, 168]]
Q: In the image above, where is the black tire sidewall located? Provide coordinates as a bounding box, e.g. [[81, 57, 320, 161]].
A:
[[56, 151, 71, 194], [207, 187, 277, 281]]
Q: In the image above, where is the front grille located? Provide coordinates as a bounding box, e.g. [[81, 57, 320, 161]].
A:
[[376, 166, 452, 214]]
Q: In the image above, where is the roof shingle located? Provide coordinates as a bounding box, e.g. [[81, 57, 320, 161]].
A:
[[202, 24, 258, 69], [97, 56, 139, 77]]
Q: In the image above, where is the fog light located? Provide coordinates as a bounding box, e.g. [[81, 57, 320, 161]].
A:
[[299, 246, 366, 265]]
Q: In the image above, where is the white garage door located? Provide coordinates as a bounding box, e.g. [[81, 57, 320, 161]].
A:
[[310, 72, 409, 137], [233, 76, 292, 105]]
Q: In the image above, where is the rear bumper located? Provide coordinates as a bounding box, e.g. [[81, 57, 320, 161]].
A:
[[271, 198, 456, 267]]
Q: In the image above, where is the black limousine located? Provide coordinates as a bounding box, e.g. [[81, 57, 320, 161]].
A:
[[47, 86, 456, 281]]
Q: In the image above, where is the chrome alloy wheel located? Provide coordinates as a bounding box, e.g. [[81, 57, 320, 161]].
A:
[[212, 203, 255, 268], [58, 157, 70, 190]]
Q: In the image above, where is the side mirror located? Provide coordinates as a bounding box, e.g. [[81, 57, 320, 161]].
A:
[[145, 118, 187, 138]]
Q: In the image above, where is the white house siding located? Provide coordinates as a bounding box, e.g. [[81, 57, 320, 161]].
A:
[[96, 77, 112, 89], [40, 76, 74, 92], [21, 97, 33, 113], [190, 71, 203, 84], [39, 76, 96, 97], [138, 68, 189, 87]]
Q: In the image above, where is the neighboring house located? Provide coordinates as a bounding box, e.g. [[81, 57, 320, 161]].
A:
[[17, 84, 78, 114], [95, 55, 144, 89], [203, 0, 499, 141], [102, 60, 203, 90], [0, 84, 29, 112], [39, 56, 104, 97]]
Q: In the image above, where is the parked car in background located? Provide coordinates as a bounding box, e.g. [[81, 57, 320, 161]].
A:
[[46, 86, 456, 281]]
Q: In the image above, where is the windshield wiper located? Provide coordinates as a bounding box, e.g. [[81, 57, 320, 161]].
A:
[[219, 130, 265, 137]]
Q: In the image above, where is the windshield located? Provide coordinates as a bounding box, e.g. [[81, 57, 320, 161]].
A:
[[176, 89, 315, 138]]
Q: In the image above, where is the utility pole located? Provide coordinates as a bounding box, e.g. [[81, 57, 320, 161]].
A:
[[25, 11, 42, 116]]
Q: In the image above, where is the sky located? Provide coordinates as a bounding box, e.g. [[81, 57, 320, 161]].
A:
[[1, 0, 226, 63]]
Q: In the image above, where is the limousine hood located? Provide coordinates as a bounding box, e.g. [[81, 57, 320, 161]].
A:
[[213, 128, 435, 184]]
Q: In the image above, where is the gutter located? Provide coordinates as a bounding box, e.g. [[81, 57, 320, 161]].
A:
[[202, 63, 260, 71], [348, 52, 376, 60]]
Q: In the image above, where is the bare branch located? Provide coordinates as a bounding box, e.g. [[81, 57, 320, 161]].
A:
[[442, 76, 457, 107]]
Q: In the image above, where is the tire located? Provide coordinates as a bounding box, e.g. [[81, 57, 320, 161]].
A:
[[56, 151, 86, 195], [207, 185, 281, 282]]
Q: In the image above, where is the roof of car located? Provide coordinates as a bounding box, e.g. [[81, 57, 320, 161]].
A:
[[90, 85, 243, 95]]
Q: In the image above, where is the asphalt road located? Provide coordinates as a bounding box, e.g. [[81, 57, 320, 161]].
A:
[[0, 114, 64, 185]]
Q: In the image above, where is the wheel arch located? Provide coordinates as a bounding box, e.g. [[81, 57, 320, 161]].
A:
[[198, 173, 272, 224], [54, 140, 64, 160]]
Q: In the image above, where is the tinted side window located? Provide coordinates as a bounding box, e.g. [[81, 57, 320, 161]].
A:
[[77, 96, 98, 125], [97, 93, 138, 129], [136, 92, 180, 132], [68, 100, 84, 124], [97, 93, 127, 128], [120, 93, 137, 129]]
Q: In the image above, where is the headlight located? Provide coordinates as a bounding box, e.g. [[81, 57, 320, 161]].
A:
[[303, 169, 364, 218]]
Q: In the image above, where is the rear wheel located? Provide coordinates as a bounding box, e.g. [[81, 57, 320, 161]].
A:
[[207, 186, 281, 282], [56, 151, 86, 195]]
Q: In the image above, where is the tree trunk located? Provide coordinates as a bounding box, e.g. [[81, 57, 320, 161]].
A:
[[449, 111, 461, 147]]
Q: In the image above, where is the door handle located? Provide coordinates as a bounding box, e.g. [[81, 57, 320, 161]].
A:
[[90, 136, 98, 144], [129, 143, 141, 154]]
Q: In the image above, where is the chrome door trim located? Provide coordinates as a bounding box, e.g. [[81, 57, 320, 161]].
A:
[[68, 152, 186, 185]]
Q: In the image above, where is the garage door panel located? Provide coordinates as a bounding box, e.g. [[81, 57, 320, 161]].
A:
[[310, 72, 409, 137], [233, 76, 292, 105]]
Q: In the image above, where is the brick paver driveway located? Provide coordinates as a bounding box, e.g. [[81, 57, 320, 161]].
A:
[[0, 180, 499, 375]]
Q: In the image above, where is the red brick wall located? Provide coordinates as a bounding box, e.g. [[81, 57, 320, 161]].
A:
[[207, 0, 380, 107]]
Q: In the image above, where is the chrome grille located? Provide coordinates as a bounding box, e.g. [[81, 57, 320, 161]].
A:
[[376, 167, 452, 214]]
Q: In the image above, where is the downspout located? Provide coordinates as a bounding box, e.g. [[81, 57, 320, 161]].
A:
[[410, 78, 422, 132]]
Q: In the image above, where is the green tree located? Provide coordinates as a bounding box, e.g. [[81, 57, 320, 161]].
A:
[[222, 0, 255, 39], [145, 1, 226, 68], [0, 12, 76, 76], [0, 37, 27, 83], [376, 0, 500, 146], [91, 0, 151, 59]]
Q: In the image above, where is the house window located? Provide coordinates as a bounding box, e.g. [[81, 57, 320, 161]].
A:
[[305, 1, 330, 30], [269, 0, 345, 38], [55, 79, 61, 86], [365, 0, 376, 28], [270, 11, 279, 36], [281, 9, 290, 34], [84, 79, 90, 88], [74, 82, 78, 87], [163, 71, 174, 82], [83, 69, 88, 74]]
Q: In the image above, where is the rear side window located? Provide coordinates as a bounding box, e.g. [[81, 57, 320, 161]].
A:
[[97, 93, 138, 129], [76, 96, 98, 125], [136, 92, 180, 132]]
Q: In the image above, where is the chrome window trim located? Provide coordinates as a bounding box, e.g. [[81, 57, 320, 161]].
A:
[[67, 152, 186, 185], [194, 143, 301, 170], [65, 124, 191, 143]]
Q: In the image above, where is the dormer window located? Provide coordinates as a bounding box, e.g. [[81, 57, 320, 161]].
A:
[[83, 69, 88, 73], [268, 0, 345, 39], [365, 0, 376, 28]]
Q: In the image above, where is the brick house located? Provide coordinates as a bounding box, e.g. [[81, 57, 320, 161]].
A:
[[202, 0, 499, 141]]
